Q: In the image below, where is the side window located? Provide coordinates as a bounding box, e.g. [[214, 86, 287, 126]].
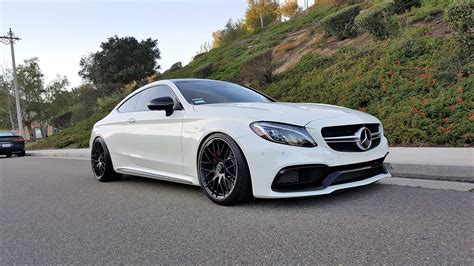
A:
[[135, 85, 179, 112], [117, 93, 140, 113]]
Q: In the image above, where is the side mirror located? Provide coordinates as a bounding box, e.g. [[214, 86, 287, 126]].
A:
[[147, 97, 175, 116]]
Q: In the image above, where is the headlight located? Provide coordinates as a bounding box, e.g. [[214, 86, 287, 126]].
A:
[[250, 122, 317, 147]]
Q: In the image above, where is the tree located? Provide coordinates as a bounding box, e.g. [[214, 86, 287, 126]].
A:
[[212, 31, 222, 48], [279, 0, 300, 19], [0, 68, 16, 130], [199, 42, 212, 54], [43, 76, 75, 128], [212, 19, 247, 48], [3, 59, 74, 135], [245, 0, 280, 31], [79, 36, 161, 96], [16, 58, 45, 132]]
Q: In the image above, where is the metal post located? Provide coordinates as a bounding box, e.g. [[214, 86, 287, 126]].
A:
[[1, 28, 23, 137]]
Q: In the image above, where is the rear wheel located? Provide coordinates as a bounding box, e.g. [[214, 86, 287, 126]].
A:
[[5, 153, 12, 158], [18, 150, 26, 157], [198, 133, 252, 206], [91, 138, 121, 182]]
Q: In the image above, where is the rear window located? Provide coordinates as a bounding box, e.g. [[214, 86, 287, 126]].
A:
[[0, 132, 14, 137]]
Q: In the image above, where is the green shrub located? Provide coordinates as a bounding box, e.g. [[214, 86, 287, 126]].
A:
[[445, 0, 474, 51], [332, 0, 364, 5], [355, 2, 397, 40], [321, 4, 361, 40], [167, 62, 183, 72], [193, 63, 214, 78], [394, 0, 421, 14], [240, 49, 273, 85]]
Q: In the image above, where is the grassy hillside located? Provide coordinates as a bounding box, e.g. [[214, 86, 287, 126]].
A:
[[29, 0, 473, 150]]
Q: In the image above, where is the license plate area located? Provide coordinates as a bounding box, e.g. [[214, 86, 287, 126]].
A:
[[1, 143, 12, 148]]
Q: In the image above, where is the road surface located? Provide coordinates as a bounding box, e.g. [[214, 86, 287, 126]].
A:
[[1, 157, 472, 264]]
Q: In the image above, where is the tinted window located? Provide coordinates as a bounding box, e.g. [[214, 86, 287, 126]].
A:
[[135, 85, 178, 112], [0, 132, 14, 137], [117, 93, 140, 113], [173, 80, 273, 105]]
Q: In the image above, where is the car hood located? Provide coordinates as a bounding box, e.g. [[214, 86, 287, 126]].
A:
[[193, 102, 377, 126]]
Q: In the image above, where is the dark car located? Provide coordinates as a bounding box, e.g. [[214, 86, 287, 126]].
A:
[[0, 132, 26, 157]]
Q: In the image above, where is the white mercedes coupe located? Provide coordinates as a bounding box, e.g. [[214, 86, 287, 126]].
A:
[[90, 79, 391, 205]]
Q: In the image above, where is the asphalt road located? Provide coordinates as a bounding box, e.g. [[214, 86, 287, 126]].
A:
[[1, 157, 473, 264]]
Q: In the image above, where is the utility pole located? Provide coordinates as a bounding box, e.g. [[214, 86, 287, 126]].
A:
[[259, 1, 264, 29], [0, 28, 23, 137]]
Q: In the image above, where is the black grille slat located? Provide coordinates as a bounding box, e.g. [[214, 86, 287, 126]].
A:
[[321, 123, 381, 152], [321, 123, 379, 138], [331, 165, 385, 185], [327, 138, 381, 152]]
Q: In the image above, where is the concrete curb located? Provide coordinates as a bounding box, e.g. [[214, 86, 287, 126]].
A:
[[26, 149, 89, 159], [385, 163, 473, 183], [25, 148, 473, 183]]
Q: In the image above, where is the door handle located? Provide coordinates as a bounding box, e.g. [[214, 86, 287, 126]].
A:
[[127, 118, 136, 124]]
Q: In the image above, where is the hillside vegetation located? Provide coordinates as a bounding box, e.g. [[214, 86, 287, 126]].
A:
[[29, 0, 473, 149]]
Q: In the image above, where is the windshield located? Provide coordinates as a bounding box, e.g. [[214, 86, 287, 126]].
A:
[[173, 80, 273, 105], [0, 132, 14, 137]]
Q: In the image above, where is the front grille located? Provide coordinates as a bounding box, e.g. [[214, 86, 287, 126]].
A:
[[331, 164, 386, 186], [321, 123, 381, 152], [272, 157, 387, 192]]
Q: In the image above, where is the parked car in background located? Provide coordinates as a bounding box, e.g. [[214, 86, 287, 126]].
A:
[[0, 132, 26, 158]]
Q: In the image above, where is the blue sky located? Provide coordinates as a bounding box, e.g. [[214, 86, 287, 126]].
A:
[[1, 0, 314, 88], [0, 0, 249, 87]]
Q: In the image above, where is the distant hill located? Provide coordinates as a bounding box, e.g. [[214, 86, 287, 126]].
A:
[[29, 1, 473, 150]]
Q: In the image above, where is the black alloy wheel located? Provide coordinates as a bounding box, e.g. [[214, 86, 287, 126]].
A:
[[198, 133, 252, 205], [91, 138, 121, 182]]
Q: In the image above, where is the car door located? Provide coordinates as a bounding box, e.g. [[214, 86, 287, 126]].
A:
[[127, 85, 184, 175], [105, 91, 141, 168]]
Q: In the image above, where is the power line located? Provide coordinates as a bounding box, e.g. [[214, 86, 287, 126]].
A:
[[0, 28, 24, 137]]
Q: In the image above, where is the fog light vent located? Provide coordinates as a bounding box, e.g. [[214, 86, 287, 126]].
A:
[[277, 169, 299, 184]]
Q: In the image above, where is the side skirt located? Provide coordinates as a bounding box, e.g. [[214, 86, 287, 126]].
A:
[[116, 167, 196, 186]]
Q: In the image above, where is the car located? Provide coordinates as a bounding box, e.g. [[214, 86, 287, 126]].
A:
[[0, 131, 26, 158], [90, 79, 391, 205]]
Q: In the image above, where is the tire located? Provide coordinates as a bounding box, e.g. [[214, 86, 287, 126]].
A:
[[5, 153, 12, 158], [197, 133, 252, 206], [91, 138, 121, 182], [18, 150, 26, 157]]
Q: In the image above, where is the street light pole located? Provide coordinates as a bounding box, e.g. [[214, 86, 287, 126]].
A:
[[1, 28, 23, 137]]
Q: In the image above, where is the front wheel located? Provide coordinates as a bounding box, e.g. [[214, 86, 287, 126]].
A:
[[5, 153, 12, 158], [91, 138, 121, 182], [198, 133, 252, 206]]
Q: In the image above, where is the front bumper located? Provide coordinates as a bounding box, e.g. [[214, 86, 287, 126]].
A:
[[235, 124, 390, 199]]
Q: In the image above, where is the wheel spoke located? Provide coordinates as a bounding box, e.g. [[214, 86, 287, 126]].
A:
[[203, 172, 218, 186], [226, 161, 236, 169], [222, 178, 230, 196], [203, 149, 213, 162], [201, 167, 213, 173], [225, 169, 236, 178]]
